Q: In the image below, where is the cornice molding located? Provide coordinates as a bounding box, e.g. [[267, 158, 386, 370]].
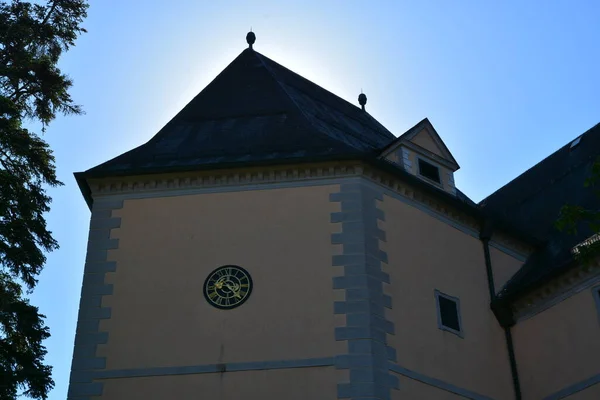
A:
[[513, 259, 600, 322], [88, 161, 525, 255], [361, 165, 481, 232], [89, 163, 358, 195]]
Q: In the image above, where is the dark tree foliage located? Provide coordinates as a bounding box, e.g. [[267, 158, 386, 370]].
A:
[[556, 158, 600, 265], [0, 1, 88, 398]]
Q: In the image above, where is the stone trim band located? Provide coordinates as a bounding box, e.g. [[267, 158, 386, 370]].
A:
[[94, 357, 335, 379], [389, 363, 495, 400], [543, 372, 600, 400], [72, 355, 511, 400]]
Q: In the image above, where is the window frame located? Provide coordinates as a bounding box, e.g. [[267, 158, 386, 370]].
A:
[[435, 289, 464, 338], [417, 157, 442, 185]]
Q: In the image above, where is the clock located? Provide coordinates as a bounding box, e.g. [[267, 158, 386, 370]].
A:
[[203, 265, 253, 309]]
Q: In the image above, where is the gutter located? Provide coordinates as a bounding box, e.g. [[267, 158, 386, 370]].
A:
[[480, 220, 522, 400]]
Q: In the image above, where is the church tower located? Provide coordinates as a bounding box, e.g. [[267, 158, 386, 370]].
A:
[[67, 33, 600, 400]]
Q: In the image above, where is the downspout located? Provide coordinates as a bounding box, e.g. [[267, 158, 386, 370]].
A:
[[504, 327, 521, 400], [480, 222, 522, 400]]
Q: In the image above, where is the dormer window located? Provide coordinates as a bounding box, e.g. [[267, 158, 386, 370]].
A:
[[418, 158, 441, 184], [378, 119, 460, 196]]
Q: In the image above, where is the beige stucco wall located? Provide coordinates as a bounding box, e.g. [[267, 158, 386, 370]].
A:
[[92, 366, 340, 400], [98, 184, 344, 370], [411, 128, 444, 158], [391, 377, 466, 400], [381, 194, 514, 399], [489, 246, 524, 293], [513, 287, 600, 399]]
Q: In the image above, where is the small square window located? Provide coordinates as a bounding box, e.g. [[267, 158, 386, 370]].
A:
[[418, 159, 441, 183], [435, 290, 463, 337]]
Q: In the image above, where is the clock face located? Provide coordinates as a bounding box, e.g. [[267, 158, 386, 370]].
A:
[[203, 265, 253, 310]]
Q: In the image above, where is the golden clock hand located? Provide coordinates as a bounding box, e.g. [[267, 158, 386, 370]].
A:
[[224, 283, 242, 298], [215, 276, 228, 289]]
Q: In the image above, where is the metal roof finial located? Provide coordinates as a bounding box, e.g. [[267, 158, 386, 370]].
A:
[[246, 30, 256, 50], [358, 90, 367, 111]]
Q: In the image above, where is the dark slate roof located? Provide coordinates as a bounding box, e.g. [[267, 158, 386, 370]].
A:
[[481, 122, 600, 299], [83, 48, 395, 177]]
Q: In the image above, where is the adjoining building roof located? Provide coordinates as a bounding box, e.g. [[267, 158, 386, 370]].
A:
[[82, 48, 395, 178], [481, 122, 600, 300]]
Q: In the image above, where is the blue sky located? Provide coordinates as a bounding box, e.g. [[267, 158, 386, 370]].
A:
[[24, 1, 599, 398]]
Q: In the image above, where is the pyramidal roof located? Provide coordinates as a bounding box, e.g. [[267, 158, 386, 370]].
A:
[[82, 47, 396, 178], [76, 38, 482, 215]]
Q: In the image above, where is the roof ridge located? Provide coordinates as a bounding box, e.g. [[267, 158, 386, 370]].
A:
[[147, 50, 253, 143], [253, 51, 324, 142], [257, 52, 361, 112], [254, 51, 379, 153], [278, 79, 392, 148], [254, 51, 395, 142]]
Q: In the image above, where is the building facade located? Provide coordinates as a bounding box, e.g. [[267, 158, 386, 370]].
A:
[[68, 35, 600, 399]]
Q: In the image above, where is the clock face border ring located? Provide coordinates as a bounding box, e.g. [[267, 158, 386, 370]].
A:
[[202, 265, 253, 310]]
